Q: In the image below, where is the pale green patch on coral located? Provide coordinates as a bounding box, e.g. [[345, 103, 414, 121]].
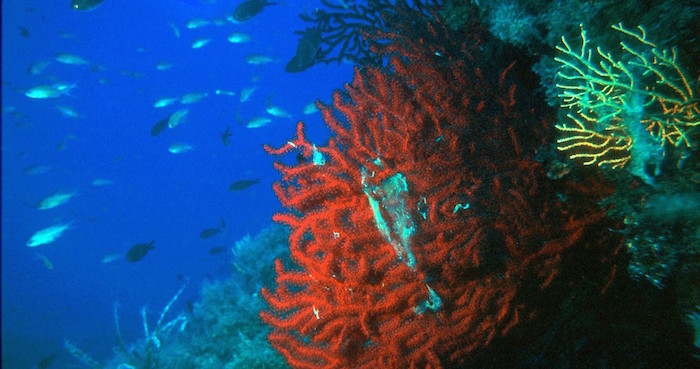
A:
[[362, 170, 417, 269]]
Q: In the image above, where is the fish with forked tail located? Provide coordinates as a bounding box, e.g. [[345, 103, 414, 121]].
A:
[[25, 83, 76, 99]]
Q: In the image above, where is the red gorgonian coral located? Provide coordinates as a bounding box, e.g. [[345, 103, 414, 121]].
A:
[[261, 12, 619, 369]]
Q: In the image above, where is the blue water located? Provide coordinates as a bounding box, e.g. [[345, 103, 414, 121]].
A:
[[1, 1, 352, 367]]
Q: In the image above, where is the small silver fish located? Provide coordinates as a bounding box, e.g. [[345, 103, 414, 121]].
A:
[[156, 61, 173, 71], [227, 32, 251, 43], [55, 52, 89, 65], [245, 54, 276, 65], [215, 89, 236, 96], [186, 18, 210, 29], [55, 105, 82, 119], [180, 92, 208, 104], [153, 97, 178, 108], [35, 190, 77, 210], [71, 0, 104, 11], [101, 253, 122, 263], [168, 108, 189, 128], [266, 96, 292, 119], [240, 86, 257, 102], [302, 102, 319, 115], [26, 85, 61, 99], [191, 38, 212, 49], [25, 83, 76, 99], [245, 116, 272, 128], [27, 61, 51, 75], [27, 222, 73, 247], [168, 143, 194, 154]]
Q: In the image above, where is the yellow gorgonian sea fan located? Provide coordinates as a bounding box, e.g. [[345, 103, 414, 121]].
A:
[[554, 22, 699, 171]]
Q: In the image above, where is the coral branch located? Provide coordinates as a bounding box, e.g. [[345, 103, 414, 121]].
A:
[[554, 23, 699, 177], [263, 10, 619, 368]]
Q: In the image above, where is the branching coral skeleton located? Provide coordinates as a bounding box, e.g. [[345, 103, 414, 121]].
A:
[[65, 283, 189, 368]]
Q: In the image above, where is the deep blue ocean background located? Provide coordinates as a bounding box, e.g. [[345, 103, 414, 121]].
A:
[[2, 1, 352, 367]]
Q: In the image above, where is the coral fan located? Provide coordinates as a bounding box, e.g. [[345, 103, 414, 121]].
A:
[[554, 23, 699, 183], [262, 12, 618, 368]]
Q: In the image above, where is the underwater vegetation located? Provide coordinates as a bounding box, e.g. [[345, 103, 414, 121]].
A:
[[55, 1, 698, 368], [65, 224, 290, 369], [261, 4, 635, 367], [554, 23, 698, 184], [259, 1, 699, 367]]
